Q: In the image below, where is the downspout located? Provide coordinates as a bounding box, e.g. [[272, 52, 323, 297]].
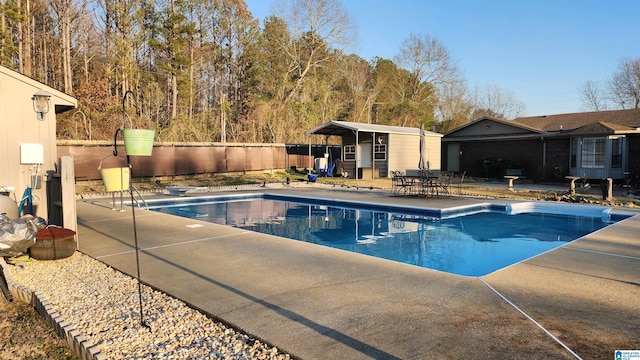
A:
[[541, 136, 546, 181], [308, 137, 312, 171], [354, 130, 359, 180], [284, 143, 288, 171], [372, 132, 376, 179], [325, 135, 330, 163]]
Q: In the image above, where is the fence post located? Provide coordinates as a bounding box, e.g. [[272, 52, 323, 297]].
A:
[[600, 178, 613, 202], [61, 156, 78, 246]]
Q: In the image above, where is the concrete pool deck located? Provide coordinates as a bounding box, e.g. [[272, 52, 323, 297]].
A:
[[75, 186, 640, 359]]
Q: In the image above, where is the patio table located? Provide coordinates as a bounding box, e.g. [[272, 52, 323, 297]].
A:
[[404, 171, 440, 197]]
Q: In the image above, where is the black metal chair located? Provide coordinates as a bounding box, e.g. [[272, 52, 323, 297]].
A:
[[455, 171, 466, 195], [438, 171, 454, 196], [391, 171, 413, 196]]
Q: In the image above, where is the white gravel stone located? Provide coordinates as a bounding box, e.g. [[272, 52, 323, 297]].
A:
[[8, 252, 291, 360]]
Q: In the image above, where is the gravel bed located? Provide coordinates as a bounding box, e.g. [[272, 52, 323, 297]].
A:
[[8, 252, 291, 360]]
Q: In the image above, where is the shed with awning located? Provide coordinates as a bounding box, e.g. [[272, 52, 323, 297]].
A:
[[307, 121, 442, 179]]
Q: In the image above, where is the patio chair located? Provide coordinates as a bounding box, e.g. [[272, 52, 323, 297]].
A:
[[391, 171, 413, 196], [391, 171, 402, 195], [454, 171, 466, 195], [319, 162, 335, 177], [417, 170, 439, 197], [438, 172, 454, 196]]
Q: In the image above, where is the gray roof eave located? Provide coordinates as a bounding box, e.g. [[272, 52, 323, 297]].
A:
[[441, 133, 546, 142], [307, 121, 442, 137], [442, 129, 640, 142]]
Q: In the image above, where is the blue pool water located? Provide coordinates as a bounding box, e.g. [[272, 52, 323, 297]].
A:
[[147, 194, 624, 276]]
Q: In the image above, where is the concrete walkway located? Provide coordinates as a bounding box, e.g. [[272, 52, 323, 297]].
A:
[[76, 186, 640, 359]]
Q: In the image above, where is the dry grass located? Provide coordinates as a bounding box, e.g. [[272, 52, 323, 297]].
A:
[[82, 171, 625, 205], [0, 296, 78, 360], [75, 170, 550, 200]]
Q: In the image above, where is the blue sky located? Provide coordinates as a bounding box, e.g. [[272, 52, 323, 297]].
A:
[[244, 0, 640, 117]]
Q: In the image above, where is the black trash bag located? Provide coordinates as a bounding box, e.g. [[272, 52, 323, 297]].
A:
[[0, 214, 47, 257]]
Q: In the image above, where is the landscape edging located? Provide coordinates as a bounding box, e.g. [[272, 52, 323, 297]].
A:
[[0, 258, 106, 360]]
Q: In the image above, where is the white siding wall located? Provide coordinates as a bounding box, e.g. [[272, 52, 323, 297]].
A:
[[387, 134, 441, 174], [0, 67, 76, 219]]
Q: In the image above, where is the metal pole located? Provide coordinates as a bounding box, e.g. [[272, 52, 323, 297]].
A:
[[308, 141, 312, 171], [119, 90, 151, 331], [355, 131, 359, 179], [130, 184, 150, 330], [372, 132, 375, 179]]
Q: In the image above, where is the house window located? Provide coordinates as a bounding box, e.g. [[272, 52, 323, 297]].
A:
[[581, 137, 605, 168], [611, 137, 622, 168], [570, 138, 578, 168], [374, 144, 386, 160], [344, 209, 356, 220], [344, 145, 356, 160]]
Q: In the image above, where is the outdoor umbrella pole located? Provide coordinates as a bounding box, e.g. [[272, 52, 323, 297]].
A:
[[418, 124, 426, 171]]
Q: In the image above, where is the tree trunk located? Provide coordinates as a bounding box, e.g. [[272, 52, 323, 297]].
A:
[[189, 45, 194, 120], [42, 21, 47, 83], [17, 0, 23, 73], [23, 0, 32, 76], [170, 0, 177, 119], [1, 2, 5, 65], [58, 0, 73, 93], [171, 74, 177, 118]]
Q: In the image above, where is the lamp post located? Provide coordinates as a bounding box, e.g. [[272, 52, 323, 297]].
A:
[[32, 89, 51, 121]]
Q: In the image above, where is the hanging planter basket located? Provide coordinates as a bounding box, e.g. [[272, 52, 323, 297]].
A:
[[123, 128, 155, 156], [99, 156, 131, 192]]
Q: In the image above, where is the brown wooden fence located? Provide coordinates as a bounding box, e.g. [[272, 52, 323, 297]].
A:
[[57, 141, 316, 181]]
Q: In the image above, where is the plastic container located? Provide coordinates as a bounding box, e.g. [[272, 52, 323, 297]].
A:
[[314, 157, 327, 172], [100, 167, 130, 192], [0, 195, 18, 219], [123, 129, 155, 156], [99, 156, 130, 192], [31, 227, 77, 260]]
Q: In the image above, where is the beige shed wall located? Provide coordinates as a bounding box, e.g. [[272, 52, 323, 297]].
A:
[[0, 66, 76, 219], [387, 133, 441, 174], [424, 135, 442, 170]]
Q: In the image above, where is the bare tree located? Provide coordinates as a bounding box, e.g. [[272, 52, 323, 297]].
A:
[[98, 0, 142, 98], [17, 0, 32, 76], [580, 80, 608, 111], [273, 0, 357, 109], [394, 33, 458, 91], [50, 0, 74, 93], [68, 0, 98, 87], [340, 54, 371, 122], [470, 84, 526, 120], [436, 80, 473, 133], [393, 33, 460, 128], [608, 57, 640, 109]]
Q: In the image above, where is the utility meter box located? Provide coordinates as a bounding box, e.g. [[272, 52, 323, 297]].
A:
[[20, 143, 44, 164]]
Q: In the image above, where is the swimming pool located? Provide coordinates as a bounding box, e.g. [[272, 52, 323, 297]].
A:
[[147, 194, 628, 276]]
